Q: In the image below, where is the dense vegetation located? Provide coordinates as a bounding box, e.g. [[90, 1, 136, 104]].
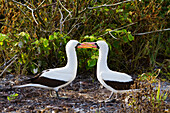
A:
[[0, 0, 169, 112], [0, 0, 169, 78]]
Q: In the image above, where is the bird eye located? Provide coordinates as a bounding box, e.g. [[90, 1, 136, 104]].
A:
[[95, 43, 100, 49], [75, 43, 81, 48]]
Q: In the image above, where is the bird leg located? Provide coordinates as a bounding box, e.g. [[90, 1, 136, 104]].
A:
[[55, 91, 68, 100], [105, 91, 117, 103], [49, 90, 56, 97], [108, 91, 114, 100]]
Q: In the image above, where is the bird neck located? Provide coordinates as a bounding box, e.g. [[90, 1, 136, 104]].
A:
[[97, 48, 109, 73], [65, 48, 77, 73]]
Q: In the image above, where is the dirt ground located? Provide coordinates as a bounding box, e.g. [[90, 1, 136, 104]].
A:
[[0, 74, 169, 113]]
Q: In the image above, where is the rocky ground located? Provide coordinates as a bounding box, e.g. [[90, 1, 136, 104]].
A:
[[0, 74, 169, 113]]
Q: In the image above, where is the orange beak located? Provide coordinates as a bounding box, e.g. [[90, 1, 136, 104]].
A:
[[77, 42, 98, 48]]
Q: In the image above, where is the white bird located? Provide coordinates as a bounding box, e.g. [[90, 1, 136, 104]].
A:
[[13, 40, 82, 99], [82, 41, 137, 101]]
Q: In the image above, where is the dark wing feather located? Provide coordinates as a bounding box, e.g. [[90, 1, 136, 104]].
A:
[[104, 80, 134, 90], [16, 69, 67, 87]]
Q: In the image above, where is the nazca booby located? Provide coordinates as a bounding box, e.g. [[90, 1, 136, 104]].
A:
[[14, 40, 83, 99], [81, 41, 137, 101]]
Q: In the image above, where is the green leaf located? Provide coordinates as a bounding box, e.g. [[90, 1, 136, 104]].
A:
[[49, 34, 55, 40], [127, 18, 132, 23], [98, 37, 103, 40], [156, 86, 160, 101], [87, 59, 96, 67], [0, 33, 8, 45], [19, 32, 26, 36], [162, 92, 168, 101], [104, 8, 109, 11], [105, 29, 112, 32], [116, 9, 123, 13], [123, 36, 128, 43], [7, 96, 11, 101], [53, 32, 58, 39], [122, 29, 127, 33], [63, 38, 67, 44], [19, 32, 30, 43], [32, 40, 39, 45], [84, 35, 89, 39], [91, 55, 98, 59], [89, 35, 95, 41], [113, 40, 120, 49], [43, 38, 49, 47], [128, 34, 134, 41], [7, 93, 19, 101], [0, 42, 3, 46], [21, 53, 26, 63], [114, 30, 122, 33]]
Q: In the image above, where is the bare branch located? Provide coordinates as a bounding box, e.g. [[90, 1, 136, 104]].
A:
[[79, 0, 134, 14], [89, 0, 133, 9], [0, 56, 18, 77], [133, 28, 170, 36], [0, 46, 6, 68], [36, 0, 45, 9], [37, 2, 58, 10], [0, 55, 18, 70], [15, 4, 32, 22], [24, 0, 35, 8], [58, 0, 73, 34], [59, 8, 63, 34], [0, 22, 20, 31], [109, 31, 117, 39], [110, 22, 138, 32], [12, 0, 38, 25], [100, 22, 138, 37], [63, 23, 82, 38], [58, 0, 72, 17]]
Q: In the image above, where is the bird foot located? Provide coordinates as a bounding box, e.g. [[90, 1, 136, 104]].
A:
[[98, 98, 117, 103], [104, 98, 120, 103], [57, 96, 69, 100]]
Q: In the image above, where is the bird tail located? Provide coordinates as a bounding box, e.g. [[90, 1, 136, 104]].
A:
[[13, 84, 35, 88], [12, 77, 34, 88], [131, 89, 140, 92]]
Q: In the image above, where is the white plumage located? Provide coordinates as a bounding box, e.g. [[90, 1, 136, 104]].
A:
[[14, 40, 80, 99], [95, 41, 136, 101], [80, 40, 137, 101]]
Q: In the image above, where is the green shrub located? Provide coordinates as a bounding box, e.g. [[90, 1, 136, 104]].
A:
[[0, 0, 169, 79]]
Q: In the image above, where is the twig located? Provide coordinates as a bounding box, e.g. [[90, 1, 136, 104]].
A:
[[0, 22, 19, 31], [79, 0, 134, 14], [133, 28, 170, 36], [37, 2, 58, 10], [0, 46, 6, 68], [58, 2, 72, 34], [58, 0, 72, 34], [15, 4, 32, 22], [24, 0, 35, 8], [75, 0, 79, 17], [0, 56, 18, 77], [58, 0, 72, 17], [63, 22, 82, 38], [31, 10, 38, 24], [109, 31, 117, 39], [89, 0, 133, 9], [59, 8, 63, 34], [12, 0, 38, 25], [111, 22, 138, 32], [100, 22, 138, 37], [0, 55, 18, 70], [36, 0, 45, 9]]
